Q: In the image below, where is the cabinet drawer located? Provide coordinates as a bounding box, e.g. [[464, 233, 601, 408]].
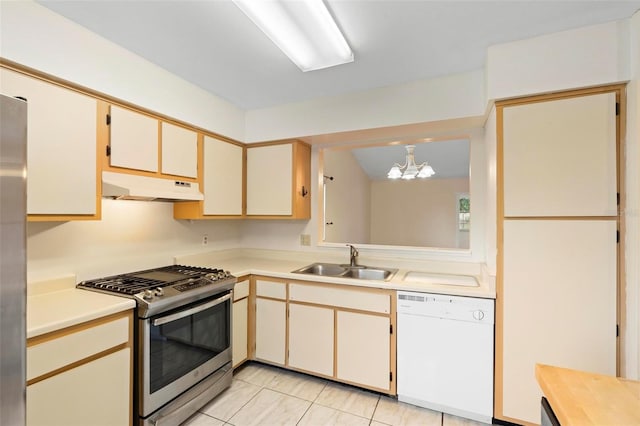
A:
[[234, 280, 250, 301], [255, 280, 286, 300], [27, 315, 130, 381], [289, 283, 390, 313]]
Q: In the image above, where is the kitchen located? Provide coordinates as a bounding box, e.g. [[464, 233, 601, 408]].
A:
[[1, 1, 640, 426]]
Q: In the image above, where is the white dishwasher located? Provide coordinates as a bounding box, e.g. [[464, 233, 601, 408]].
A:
[[397, 291, 494, 424]]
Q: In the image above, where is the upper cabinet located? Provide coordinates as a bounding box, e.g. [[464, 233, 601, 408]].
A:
[[173, 135, 244, 219], [108, 106, 198, 180], [161, 122, 198, 178], [246, 140, 311, 218], [0, 68, 98, 220], [108, 105, 158, 173], [502, 92, 617, 217]]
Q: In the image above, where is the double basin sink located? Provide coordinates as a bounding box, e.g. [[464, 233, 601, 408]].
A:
[[292, 262, 398, 281]]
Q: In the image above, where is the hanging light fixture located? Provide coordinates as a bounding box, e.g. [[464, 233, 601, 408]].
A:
[[232, 0, 354, 72], [387, 145, 435, 180]]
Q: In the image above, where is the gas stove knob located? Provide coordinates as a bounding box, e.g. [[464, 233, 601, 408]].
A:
[[154, 287, 164, 297], [143, 289, 154, 300]]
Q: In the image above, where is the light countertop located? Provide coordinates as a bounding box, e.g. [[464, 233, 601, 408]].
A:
[[175, 248, 496, 299], [536, 364, 640, 426], [28, 248, 494, 338], [27, 275, 135, 339]]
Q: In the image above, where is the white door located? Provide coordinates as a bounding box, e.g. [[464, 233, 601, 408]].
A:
[[502, 219, 617, 424], [0, 69, 97, 215], [336, 311, 390, 391], [109, 105, 158, 172], [161, 122, 197, 178], [254, 298, 286, 365], [288, 303, 334, 376], [246, 144, 293, 215], [503, 92, 617, 217], [203, 136, 243, 215]]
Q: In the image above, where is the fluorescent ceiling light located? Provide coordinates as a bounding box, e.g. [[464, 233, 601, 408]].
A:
[[233, 0, 354, 72]]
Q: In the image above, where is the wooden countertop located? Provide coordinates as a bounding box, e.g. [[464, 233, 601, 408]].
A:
[[536, 364, 640, 426]]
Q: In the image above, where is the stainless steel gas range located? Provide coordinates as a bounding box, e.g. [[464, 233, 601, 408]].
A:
[[78, 265, 236, 426]]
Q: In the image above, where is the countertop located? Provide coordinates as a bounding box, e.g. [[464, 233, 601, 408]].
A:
[[28, 248, 494, 338], [536, 364, 640, 426], [27, 275, 136, 339], [175, 248, 496, 299]]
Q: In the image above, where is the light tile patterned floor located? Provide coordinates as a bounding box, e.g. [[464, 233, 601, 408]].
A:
[[182, 362, 490, 426]]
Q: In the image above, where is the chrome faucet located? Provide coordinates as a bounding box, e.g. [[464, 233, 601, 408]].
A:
[[346, 244, 359, 267]]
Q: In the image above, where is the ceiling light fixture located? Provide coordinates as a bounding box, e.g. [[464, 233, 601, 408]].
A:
[[232, 0, 353, 72], [387, 145, 436, 180]]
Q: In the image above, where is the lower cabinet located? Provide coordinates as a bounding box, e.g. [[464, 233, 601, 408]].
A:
[[26, 311, 133, 426], [27, 349, 130, 426], [232, 279, 250, 368], [336, 311, 390, 390], [250, 276, 396, 394], [288, 303, 334, 376], [254, 279, 287, 365]]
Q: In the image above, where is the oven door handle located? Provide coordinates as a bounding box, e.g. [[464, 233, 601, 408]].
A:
[[152, 292, 231, 326]]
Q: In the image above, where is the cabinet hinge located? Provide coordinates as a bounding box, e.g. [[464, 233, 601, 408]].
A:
[[390, 324, 393, 334], [390, 372, 393, 382], [616, 102, 620, 116], [617, 324, 619, 337], [106, 114, 111, 125], [617, 230, 620, 243], [106, 145, 111, 157], [617, 193, 620, 206]]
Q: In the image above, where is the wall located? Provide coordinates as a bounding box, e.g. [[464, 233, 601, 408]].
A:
[[244, 70, 486, 142], [484, 106, 498, 276], [27, 200, 242, 283], [323, 150, 371, 244], [370, 178, 469, 248], [486, 20, 630, 101], [0, 1, 245, 141], [624, 9, 640, 380]]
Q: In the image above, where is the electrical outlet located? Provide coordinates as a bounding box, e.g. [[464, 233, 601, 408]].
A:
[[300, 234, 311, 246], [202, 234, 208, 245]]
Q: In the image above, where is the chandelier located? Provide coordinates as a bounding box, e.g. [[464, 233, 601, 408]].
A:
[[387, 145, 435, 180]]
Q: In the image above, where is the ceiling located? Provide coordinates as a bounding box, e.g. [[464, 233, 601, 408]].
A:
[[36, 1, 640, 110], [350, 139, 469, 180]]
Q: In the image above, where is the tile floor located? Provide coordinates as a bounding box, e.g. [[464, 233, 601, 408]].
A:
[[181, 362, 489, 426]]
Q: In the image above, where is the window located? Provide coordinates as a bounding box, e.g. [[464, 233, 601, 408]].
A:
[[458, 195, 470, 231]]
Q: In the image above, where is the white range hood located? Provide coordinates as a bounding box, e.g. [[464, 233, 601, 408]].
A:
[[102, 171, 204, 201]]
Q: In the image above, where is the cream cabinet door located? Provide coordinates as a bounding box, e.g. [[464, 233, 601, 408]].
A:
[[27, 348, 130, 426], [203, 136, 243, 215], [288, 303, 334, 376], [502, 92, 617, 217], [0, 69, 97, 215], [232, 297, 248, 368], [109, 105, 158, 172], [246, 144, 293, 215], [161, 122, 197, 178], [502, 219, 617, 424], [255, 298, 286, 365], [336, 311, 390, 391]]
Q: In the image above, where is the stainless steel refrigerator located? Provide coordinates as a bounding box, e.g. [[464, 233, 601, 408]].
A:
[[0, 93, 27, 425]]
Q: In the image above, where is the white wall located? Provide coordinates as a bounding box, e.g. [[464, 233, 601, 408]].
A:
[[623, 9, 640, 380], [370, 178, 469, 248], [27, 200, 242, 283], [244, 70, 486, 142], [323, 150, 371, 244], [486, 20, 630, 101], [0, 1, 245, 141]]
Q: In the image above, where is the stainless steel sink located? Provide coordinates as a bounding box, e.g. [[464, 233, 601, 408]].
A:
[[291, 262, 397, 281]]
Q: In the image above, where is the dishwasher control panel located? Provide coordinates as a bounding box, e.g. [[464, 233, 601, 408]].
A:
[[397, 291, 494, 324]]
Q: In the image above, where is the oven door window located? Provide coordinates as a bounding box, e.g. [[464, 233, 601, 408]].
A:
[[149, 293, 230, 394]]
